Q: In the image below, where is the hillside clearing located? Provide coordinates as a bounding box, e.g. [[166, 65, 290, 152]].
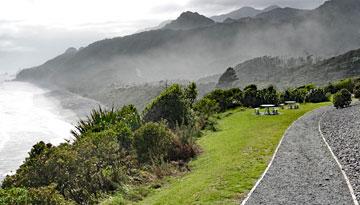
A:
[[138, 103, 330, 205]]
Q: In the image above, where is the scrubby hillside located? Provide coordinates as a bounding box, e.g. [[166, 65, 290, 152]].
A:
[[217, 48, 360, 89]]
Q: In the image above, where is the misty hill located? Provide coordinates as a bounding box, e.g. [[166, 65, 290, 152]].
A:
[[138, 20, 172, 32], [211, 5, 279, 22], [217, 48, 360, 89], [162, 11, 215, 30], [16, 0, 360, 106]]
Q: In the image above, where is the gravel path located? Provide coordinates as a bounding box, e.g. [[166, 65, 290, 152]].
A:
[[243, 107, 355, 205], [320, 103, 360, 201]]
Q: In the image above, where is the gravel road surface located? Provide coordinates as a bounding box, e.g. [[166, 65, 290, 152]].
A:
[[321, 104, 360, 201], [244, 107, 355, 205]]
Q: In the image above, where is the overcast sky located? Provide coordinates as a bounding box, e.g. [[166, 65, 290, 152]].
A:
[[0, 0, 327, 73]]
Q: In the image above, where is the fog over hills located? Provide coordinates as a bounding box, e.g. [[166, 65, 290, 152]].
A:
[[210, 5, 280, 22], [16, 0, 360, 108], [217, 48, 360, 89]]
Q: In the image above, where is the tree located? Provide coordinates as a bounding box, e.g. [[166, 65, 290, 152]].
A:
[[333, 89, 352, 109], [305, 88, 328, 103], [143, 84, 191, 129], [225, 88, 243, 108], [242, 85, 259, 108], [184, 82, 198, 107], [204, 89, 231, 112], [217, 67, 239, 88], [259, 85, 279, 105]]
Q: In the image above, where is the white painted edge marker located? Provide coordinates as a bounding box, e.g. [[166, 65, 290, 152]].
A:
[[318, 111, 359, 205], [240, 109, 313, 205]]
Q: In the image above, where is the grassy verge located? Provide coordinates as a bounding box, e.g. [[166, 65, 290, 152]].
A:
[[136, 103, 330, 205]]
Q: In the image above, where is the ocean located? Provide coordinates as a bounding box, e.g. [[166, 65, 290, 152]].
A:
[[0, 78, 76, 181]]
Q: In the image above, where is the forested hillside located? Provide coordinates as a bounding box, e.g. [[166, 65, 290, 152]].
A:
[[16, 0, 360, 108]]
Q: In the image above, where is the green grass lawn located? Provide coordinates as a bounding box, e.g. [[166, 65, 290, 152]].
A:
[[137, 103, 330, 205]]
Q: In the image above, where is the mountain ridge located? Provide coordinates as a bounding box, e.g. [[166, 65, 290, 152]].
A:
[[211, 5, 280, 22], [16, 0, 360, 107], [162, 11, 215, 30]]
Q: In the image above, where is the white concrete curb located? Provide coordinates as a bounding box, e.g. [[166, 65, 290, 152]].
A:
[[318, 111, 359, 205]]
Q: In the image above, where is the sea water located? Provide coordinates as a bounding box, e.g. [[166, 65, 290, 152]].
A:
[[0, 79, 75, 181]]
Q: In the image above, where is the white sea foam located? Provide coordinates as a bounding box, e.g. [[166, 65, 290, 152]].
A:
[[0, 80, 75, 181]]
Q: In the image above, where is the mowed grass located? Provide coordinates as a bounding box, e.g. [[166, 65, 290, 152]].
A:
[[138, 103, 330, 205]]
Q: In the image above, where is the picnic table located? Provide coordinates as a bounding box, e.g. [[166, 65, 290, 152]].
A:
[[260, 104, 276, 115], [285, 101, 298, 109]]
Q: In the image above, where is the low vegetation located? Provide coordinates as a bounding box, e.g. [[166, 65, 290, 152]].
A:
[[333, 89, 352, 109], [138, 103, 330, 204], [1, 77, 356, 204]]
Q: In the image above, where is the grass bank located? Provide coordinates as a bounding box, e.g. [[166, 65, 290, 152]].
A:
[[137, 103, 330, 205]]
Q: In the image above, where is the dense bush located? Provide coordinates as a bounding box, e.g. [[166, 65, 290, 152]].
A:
[[242, 85, 260, 108], [333, 89, 352, 108], [0, 186, 72, 205], [143, 84, 191, 129], [194, 98, 220, 129], [305, 88, 328, 103], [203, 89, 232, 111], [334, 78, 354, 93], [169, 124, 200, 162], [281, 88, 308, 103], [353, 83, 360, 98], [3, 129, 133, 204], [71, 105, 141, 138], [133, 122, 174, 164], [2, 84, 205, 204], [258, 85, 279, 105], [226, 88, 243, 108], [324, 82, 337, 94]]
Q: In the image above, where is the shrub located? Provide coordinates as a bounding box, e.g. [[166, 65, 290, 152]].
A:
[[143, 84, 191, 129], [305, 88, 328, 103], [333, 89, 352, 108], [169, 124, 200, 162], [112, 121, 133, 150], [194, 98, 220, 129], [324, 82, 337, 94], [28, 185, 74, 205], [133, 122, 174, 164], [353, 83, 360, 98], [72, 105, 141, 138], [194, 98, 220, 116], [204, 89, 231, 112], [334, 78, 354, 93], [116, 105, 142, 131], [3, 130, 131, 204], [0, 187, 30, 204], [325, 92, 332, 101], [0, 186, 73, 205]]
